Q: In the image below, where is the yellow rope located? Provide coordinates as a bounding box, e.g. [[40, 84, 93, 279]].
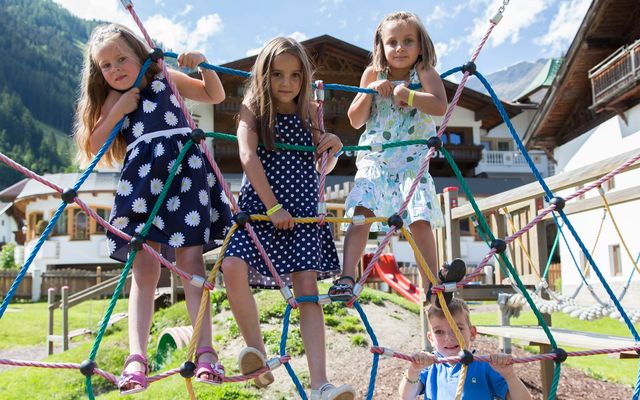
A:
[[455, 364, 468, 400], [182, 224, 238, 397], [400, 226, 467, 400], [598, 188, 640, 275], [502, 207, 542, 281]]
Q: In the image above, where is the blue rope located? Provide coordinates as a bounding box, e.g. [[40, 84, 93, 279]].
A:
[[0, 59, 151, 320], [164, 51, 462, 95], [353, 301, 380, 400], [477, 70, 639, 342], [281, 301, 308, 400], [551, 212, 590, 288]]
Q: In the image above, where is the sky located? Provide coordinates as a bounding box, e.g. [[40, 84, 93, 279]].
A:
[[53, 0, 592, 76]]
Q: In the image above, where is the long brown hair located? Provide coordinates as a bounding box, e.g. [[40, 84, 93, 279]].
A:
[[371, 12, 437, 73], [73, 23, 160, 167], [242, 37, 314, 151]]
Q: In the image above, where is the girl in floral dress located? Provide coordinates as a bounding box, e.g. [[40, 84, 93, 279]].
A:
[[74, 23, 231, 394], [333, 12, 464, 302]]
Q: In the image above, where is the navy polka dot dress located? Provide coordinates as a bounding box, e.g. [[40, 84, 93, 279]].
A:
[[106, 72, 232, 262], [224, 113, 340, 288]]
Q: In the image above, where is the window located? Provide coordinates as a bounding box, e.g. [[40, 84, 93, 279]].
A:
[[610, 244, 622, 277], [28, 212, 44, 240], [438, 127, 472, 146], [497, 141, 511, 151], [52, 210, 68, 236], [72, 209, 89, 240], [95, 208, 110, 234]]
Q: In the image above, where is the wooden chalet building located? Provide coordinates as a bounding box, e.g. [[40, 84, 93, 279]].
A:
[[212, 34, 521, 177]]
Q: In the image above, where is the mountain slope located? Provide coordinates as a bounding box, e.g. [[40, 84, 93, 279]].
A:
[[465, 59, 549, 102]]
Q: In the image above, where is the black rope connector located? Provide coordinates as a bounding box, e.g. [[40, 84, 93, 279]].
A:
[[149, 47, 164, 62], [61, 188, 77, 204], [190, 128, 206, 144], [129, 234, 146, 251], [461, 61, 477, 75], [233, 211, 251, 227], [549, 196, 566, 211], [458, 349, 474, 365], [79, 359, 97, 377], [179, 361, 196, 378], [427, 136, 442, 150], [552, 348, 568, 363], [490, 239, 507, 254], [387, 214, 403, 229]]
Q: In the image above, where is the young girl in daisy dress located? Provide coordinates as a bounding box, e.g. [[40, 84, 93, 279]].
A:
[[74, 23, 231, 394], [332, 12, 465, 304], [221, 37, 355, 400]]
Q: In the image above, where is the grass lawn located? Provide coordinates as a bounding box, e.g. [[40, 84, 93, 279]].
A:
[[0, 298, 128, 350], [470, 308, 640, 387], [0, 289, 638, 397]]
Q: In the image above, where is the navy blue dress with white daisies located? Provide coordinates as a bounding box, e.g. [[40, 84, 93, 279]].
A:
[[107, 73, 231, 262], [224, 113, 340, 288]]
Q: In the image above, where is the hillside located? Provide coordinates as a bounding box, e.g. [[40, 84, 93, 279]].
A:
[[0, 0, 100, 189], [465, 59, 549, 102]]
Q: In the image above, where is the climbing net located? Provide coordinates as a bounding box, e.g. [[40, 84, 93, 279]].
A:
[[0, 1, 639, 399]]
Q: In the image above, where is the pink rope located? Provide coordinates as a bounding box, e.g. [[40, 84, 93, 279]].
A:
[[370, 345, 640, 365], [0, 355, 292, 385], [354, 22, 498, 297], [125, 4, 297, 298], [0, 152, 62, 194], [315, 81, 328, 226]]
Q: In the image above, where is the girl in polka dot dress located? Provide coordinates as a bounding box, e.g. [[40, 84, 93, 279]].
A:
[[73, 24, 231, 394], [222, 37, 355, 400]]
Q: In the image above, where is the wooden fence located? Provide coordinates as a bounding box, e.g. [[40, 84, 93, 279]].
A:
[[0, 267, 124, 300]]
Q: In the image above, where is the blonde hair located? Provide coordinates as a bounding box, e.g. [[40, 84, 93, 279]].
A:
[[73, 23, 160, 167], [371, 11, 437, 73], [242, 37, 314, 151], [427, 298, 472, 328]]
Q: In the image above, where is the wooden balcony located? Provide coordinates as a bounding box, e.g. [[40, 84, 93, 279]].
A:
[[589, 39, 640, 110], [215, 96, 352, 117]]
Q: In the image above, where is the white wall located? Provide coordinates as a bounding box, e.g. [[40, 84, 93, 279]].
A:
[[554, 104, 640, 308], [0, 208, 17, 244], [23, 192, 120, 271], [433, 107, 482, 144], [485, 109, 537, 141]]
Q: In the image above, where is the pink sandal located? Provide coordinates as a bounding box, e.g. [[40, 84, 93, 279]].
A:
[[118, 354, 148, 395], [195, 346, 225, 385]]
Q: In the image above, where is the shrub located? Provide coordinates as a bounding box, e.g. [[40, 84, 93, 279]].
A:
[[0, 243, 17, 270]]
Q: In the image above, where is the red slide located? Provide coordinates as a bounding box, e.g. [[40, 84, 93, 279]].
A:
[[362, 253, 422, 304]]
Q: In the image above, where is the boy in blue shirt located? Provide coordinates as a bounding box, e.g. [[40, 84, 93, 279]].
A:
[[398, 298, 532, 399]]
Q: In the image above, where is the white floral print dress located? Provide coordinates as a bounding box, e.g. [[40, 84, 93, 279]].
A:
[[107, 73, 231, 262], [343, 67, 444, 231]]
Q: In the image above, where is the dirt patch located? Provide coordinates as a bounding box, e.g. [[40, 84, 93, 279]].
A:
[[236, 300, 634, 399]]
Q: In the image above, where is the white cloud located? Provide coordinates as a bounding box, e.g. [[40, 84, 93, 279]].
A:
[[467, 0, 553, 50], [139, 13, 222, 54], [54, 1, 222, 56], [179, 4, 193, 16], [535, 0, 591, 55], [53, 0, 131, 26], [245, 31, 309, 57], [426, 5, 449, 24]]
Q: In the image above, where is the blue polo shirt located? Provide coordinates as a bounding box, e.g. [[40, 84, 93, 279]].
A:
[[419, 358, 508, 399]]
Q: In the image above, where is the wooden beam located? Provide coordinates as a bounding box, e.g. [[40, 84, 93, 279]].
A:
[[452, 147, 640, 220], [543, 185, 640, 218]]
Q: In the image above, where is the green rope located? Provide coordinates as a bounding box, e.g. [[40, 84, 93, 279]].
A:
[[542, 229, 560, 281], [84, 140, 195, 396], [205, 131, 428, 153], [440, 147, 561, 398]]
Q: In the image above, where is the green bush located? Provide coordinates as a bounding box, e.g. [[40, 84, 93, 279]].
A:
[[351, 334, 368, 347], [0, 242, 17, 270]]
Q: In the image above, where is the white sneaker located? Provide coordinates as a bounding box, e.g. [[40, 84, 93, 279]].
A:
[[310, 383, 356, 400]]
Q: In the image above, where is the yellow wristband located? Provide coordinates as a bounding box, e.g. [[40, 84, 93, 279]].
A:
[[266, 203, 283, 216], [407, 90, 416, 107]]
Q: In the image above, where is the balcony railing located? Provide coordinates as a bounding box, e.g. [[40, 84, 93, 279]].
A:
[[589, 39, 640, 105], [215, 96, 352, 116], [476, 149, 550, 177]]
